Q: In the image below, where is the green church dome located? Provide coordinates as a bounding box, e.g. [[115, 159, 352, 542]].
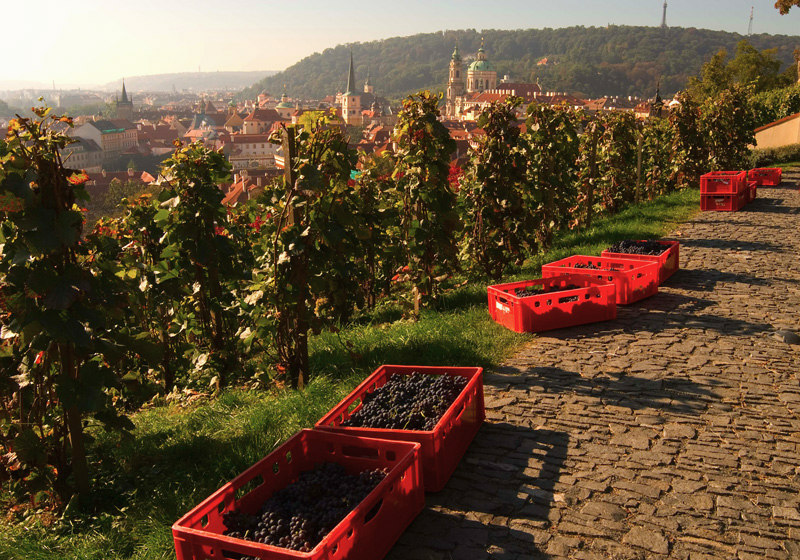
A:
[[468, 59, 493, 72]]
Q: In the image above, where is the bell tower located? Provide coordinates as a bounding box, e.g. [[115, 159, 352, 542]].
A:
[[446, 44, 465, 118], [341, 51, 362, 126]]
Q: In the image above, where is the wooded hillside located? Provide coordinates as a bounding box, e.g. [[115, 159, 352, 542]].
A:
[[241, 26, 800, 101]]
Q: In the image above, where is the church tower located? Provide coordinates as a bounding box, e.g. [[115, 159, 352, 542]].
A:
[[115, 79, 134, 120], [341, 52, 362, 126], [364, 69, 374, 94], [466, 38, 496, 94], [446, 44, 465, 118]]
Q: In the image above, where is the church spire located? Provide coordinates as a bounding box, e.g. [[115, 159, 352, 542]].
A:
[[345, 51, 356, 95], [120, 79, 129, 103], [451, 41, 461, 61]]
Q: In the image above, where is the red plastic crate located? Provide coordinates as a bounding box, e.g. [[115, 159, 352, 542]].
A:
[[541, 256, 659, 305], [700, 171, 747, 195], [172, 430, 423, 560], [748, 167, 781, 186], [315, 365, 484, 493], [747, 180, 757, 203], [736, 187, 748, 209], [487, 275, 617, 333], [601, 240, 679, 285], [701, 193, 739, 211]]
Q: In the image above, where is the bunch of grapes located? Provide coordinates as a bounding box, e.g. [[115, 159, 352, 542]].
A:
[[573, 262, 603, 270], [222, 462, 387, 555], [342, 372, 468, 431], [606, 240, 667, 256], [515, 284, 580, 298]]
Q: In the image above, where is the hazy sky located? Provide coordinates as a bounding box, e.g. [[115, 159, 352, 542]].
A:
[[5, 0, 799, 88]]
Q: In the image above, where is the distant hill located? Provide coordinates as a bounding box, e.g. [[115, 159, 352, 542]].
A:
[[241, 26, 800, 101], [100, 71, 278, 93]]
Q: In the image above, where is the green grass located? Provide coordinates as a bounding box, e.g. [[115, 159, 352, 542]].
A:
[[0, 188, 700, 560]]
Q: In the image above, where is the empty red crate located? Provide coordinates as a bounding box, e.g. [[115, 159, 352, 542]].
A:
[[487, 275, 617, 333], [315, 365, 484, 493], [541, 256, 659, 305], [736, 187, 748, 209], [747, 180, 757, 203], [700, 171, 747, 195], [701, 193, 740, 211], [601, 240, 679, 285], [748, 168, 781, 186], [172, 430, 423, 560]]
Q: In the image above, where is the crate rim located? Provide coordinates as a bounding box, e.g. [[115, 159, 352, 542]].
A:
[[543, 254, 661, 272], [171, 428, 422, 557], [316, 364, 483, 436], [488, 274, 616, 295]]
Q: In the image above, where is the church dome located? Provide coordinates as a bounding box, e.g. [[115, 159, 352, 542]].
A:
[[276, 93, 293, 109], [468, 59, 493, 72]]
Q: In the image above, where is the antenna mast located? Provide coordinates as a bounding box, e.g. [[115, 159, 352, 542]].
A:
[[661, 1, 668, 29], [748, 6, 754, 36]]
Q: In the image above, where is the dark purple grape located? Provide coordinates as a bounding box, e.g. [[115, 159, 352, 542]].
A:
[[222, 462, 387, 554], [606, 239, 668, 256], [342, 372, 468, 431]]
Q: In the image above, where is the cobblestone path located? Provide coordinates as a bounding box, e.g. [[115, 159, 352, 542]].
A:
[[388, 173, 800, 560]]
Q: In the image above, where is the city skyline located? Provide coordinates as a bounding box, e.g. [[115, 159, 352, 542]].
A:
[[5, 0, 800, 88]]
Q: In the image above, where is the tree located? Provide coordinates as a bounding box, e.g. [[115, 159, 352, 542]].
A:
[[524, 104, 581, 246], [392, 92, 459, 311], [688, 40, 791, 99], [460, 97, 527, 278], [687, 49, 732, 98], [0, 108, 132, 501], [153, 143, 251, 388], [727, 40, 786, 93], [248, 119, 358, 388], [775, 0, 799, 14]]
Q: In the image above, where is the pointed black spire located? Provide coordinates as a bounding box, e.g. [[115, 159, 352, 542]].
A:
[[120, 79, 129, 103], [345, 51, 356, 95]]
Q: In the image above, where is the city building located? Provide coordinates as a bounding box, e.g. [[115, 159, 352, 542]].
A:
[[224, 133, 282, 170], [116, 80, 134, 120], [72, 118, 138, 163], [59, 137, 103, 172], [341, 52, 362, 126]]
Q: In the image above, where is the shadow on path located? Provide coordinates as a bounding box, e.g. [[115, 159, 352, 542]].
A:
[[486, 365, 721, 416], [387, 424, 569, 560]]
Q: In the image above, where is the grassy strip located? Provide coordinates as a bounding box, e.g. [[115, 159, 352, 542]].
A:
[[0, 188, 700, 560]]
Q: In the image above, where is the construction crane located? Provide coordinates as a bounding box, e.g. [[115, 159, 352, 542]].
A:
[[661, 1, 668, 29], [748, 6, 754, 36]]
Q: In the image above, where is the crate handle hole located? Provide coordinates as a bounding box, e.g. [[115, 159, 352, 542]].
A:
[[347, 528, 354, 538], [342, 445, 379, 460], [546, 299, 552, 306], [285, 451, 292, 463], [217, 502, 225, 514], [364, 498, 384, 525], [234, 474, 264, 501], [200, 514, 209, 527], [534, 301, 540, 308], [347, 398, 361, 415]]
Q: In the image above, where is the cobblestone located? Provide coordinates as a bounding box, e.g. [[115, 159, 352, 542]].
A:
[[387, 176, 800, 559]]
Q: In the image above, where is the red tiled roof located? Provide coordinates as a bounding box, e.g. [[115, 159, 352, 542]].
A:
[[229, 134, 272, 144], [755, 111, 800, 133], [244, 108, 281, 122]]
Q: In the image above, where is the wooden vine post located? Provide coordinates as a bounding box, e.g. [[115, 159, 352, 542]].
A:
[[282, 126, 309, 389], [583, 122, 600, 229], [635, 128, 643, 204]]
